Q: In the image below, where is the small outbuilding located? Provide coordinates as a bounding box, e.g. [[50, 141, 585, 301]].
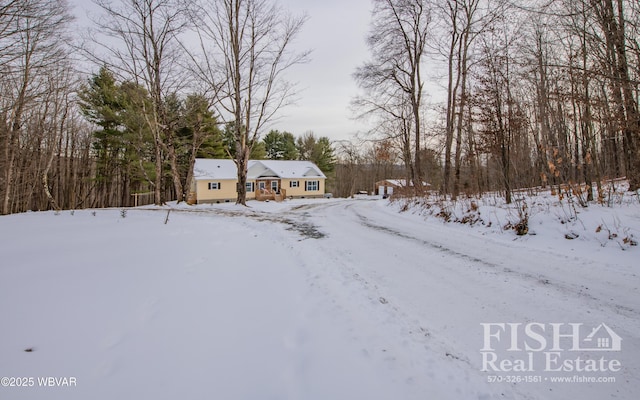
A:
[[375, 179, 430, 197]]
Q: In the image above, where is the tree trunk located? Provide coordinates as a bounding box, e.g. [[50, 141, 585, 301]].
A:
[[166, 132, 184, 203], [453, 34, 470, 199], [154, 133, 163, 206], [443, 27, 459, 197], [235, 147, 249, 206], [42, 146, 61, 212]]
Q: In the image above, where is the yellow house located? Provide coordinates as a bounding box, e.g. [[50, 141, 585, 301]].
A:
[[190, 159, 326, 204]]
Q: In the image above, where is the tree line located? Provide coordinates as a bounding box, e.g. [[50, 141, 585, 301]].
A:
[[76, 66, 335, 207], [353, 0, 640, 203], [0, 0, 328, 214], [4, 0, 639, 214]]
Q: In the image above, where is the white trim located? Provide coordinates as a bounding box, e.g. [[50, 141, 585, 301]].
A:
[[305, 180, 319, 191]]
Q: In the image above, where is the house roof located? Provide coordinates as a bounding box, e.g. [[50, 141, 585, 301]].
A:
[[193, 159, 238, 180], [252, 160, 326, 179], [378, 179, 430, 187], [194, 159, 326, 181]]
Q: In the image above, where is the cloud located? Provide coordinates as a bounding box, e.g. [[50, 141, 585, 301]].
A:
[[270, 0, 373, 140]]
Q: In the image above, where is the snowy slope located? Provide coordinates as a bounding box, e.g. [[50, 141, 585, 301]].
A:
[[0, 196, 638, 399]]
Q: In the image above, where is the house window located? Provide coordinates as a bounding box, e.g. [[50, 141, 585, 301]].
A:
[[305, 180, 319, 191], [290, 181, 299, 188], [271, 181, 279, 192], [208, 182, 221, 190], [246, 182, 255, 193]]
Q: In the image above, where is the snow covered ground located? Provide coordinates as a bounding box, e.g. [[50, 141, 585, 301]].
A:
[[0, 191, 638, 399]]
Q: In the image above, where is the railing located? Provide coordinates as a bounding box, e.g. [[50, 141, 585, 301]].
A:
[[276, 188, 286, 202], [256, 188, 286, 202]]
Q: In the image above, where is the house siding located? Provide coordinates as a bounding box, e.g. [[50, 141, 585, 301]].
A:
[[196, 179, 259, 203], [196, 179, 250, 203], [192, 159, 326, 203], [245, 180, 257, 199], [282, 178, 325, 198]]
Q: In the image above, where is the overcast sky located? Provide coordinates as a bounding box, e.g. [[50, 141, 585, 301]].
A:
[[70, 0, 374, 142], [274, 0, 373, 142]]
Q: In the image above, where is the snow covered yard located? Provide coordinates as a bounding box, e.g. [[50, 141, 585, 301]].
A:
[[1, 194, 639, 399]]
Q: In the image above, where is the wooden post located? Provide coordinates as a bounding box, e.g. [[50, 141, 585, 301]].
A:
[[131, 192, 154, 207]]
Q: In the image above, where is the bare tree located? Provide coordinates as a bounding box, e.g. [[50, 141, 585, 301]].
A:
[[436, 0, 498, 198], [354, 0, 430, 191], [335, 141, 365, 198], [189, 0, 309, 205], [0, 0, 73, 214], [474, 17, 523, 204], [0, 1, 25, 67], [352, 0, 640, 203], [591, 0, 640, 191], [351, 90, 416, 183], [85, 0, 189, 205]]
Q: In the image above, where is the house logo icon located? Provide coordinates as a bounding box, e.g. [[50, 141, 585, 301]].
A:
[[582, 323, 622, 351]]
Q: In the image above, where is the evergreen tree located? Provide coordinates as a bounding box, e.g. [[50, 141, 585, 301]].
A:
[[251, 141, 267, 160], [222, 122, 239, 158], [77, 67, 125, 189], [281, 132, 299, 160], [179, 94, 225, 159], [118, 81, 156, 191], [263, 130, 299, 160], [264, 130, 285, 159], [313, 136, 336, 174], [296, 131, 335, 174], [296, 131, 316, 160], [78, 68, 153, 206], [177, 94, 225, 198], [78, 68, 162, 206]]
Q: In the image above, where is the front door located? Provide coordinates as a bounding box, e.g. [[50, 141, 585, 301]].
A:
[[271, 180, 279, 193]]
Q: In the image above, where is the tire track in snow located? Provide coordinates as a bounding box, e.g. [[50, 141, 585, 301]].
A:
[[150, 200, 638, 399], [152, 202, 638, 322], [343, 203, 639, 322], [148, 206, 327, 240], [289, 199, 640, 400], [280, 205, 513, 399]]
